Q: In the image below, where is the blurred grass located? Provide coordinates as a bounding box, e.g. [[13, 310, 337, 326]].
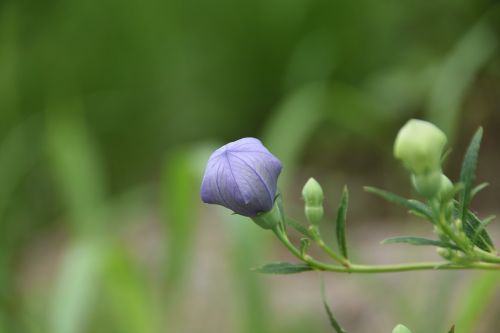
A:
[[0, 0, 500, 332]]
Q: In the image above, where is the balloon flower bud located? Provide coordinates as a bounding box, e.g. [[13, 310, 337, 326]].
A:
[[200, 137, 282, 221], [394, 119, 447, 175], [392, 324, 413, 333], [302, 178, 324, 225]]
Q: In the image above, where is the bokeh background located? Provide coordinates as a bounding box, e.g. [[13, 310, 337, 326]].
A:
[[1, 0, 500, 332]]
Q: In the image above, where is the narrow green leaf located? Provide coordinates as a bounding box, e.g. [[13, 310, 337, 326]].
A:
[[253, 262, 313, 274], [459, 127, 483, 220], [335, 186, 349, 259], [285, 217, 312, 238], [382, 236, 460, 250], [472, 215, 495, 243], [364, 187, 433, 221], [463, 210, 495, 252], [321, 279, 348, 333], [470, 182, 488, 199], [448, 325, 455, 333]]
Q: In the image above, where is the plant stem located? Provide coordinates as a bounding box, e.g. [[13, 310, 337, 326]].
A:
[[272, 228, 500, 273]]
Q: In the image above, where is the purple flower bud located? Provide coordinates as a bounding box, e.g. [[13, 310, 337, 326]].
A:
[[200, 138, 282, 217]]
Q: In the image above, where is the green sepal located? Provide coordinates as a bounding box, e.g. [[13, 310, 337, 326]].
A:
[[252, 262, 313, 274], [251, 199, 283, 230]]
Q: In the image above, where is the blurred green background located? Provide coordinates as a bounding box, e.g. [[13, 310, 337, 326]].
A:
[[1, 0, 500, 332]]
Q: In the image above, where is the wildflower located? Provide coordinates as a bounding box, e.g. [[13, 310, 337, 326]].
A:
[[200, 137, 282, 217]]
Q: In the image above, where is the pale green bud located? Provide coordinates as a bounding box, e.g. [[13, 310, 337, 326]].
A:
[[302, 178, 324, 206], [302, 178, 324, 225], [394, 119, 447, 174], [392, 324, 413, 333]]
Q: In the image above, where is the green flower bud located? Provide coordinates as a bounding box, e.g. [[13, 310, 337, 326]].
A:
[[394, 119, 447, 174], [302, 178, 324, 225], [302, 178, 324, 206], [392, 324, 413, 333], [411, 170, 443, 198]]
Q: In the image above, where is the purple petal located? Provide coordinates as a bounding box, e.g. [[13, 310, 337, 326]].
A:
[[200, 137, 282, 217]]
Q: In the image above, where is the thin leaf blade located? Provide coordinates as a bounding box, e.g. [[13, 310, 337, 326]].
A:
[[253, 262, 313, 274], [459, 127, 483, 220], [335, 186, 349, 259], [364, 187, 433, 221], [321, 279, 348, 333], [382, 236, 460, 250]]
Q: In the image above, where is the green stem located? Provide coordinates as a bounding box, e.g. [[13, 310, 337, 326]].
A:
[[272, 228, 500, 273]]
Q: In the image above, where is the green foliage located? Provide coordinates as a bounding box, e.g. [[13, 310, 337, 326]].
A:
[[364, 187, 433, 220], [458, 128, 483, 220], [321, 280, 348, 333], [335, 186, 349, 259], [382, 237, 460, 251], [253, 262, 313, 275]]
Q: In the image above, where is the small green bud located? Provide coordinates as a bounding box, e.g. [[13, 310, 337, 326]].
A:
[[394, 119, 447, 174], [392, 324, 413, 333], [302, 178, 324, 206], [305, 206, 324, 226], [302, 178, 324, 225]]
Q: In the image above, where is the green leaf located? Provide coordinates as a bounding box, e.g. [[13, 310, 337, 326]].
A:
[[285, 217, 312, 238], [364, 187, 433, 221], [382, 236, 460, 250], [335, 186, 349, 259], [458, 127, 483, 220], [448, 325, 455, 333], [321, 280, 348, 333], [253, 262, 313, 274], [462, 210, 495, 252]]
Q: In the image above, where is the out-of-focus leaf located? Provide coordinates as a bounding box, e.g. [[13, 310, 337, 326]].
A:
[[448, 325, 455, 333], [49, 239, 103, 333], [458, 128, 483, 221], [253, 262, 313, 274], [454, 272, 500, 333], [364, 187, 433, 221], [45, 100, 107, 233], [101, 243, 157, 333], [335, 186, 349, 259], [262, 82, 325, 188], [382, 237, 460, 250], [321, 279, 347, 333], [427, 19, 497, 138]]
